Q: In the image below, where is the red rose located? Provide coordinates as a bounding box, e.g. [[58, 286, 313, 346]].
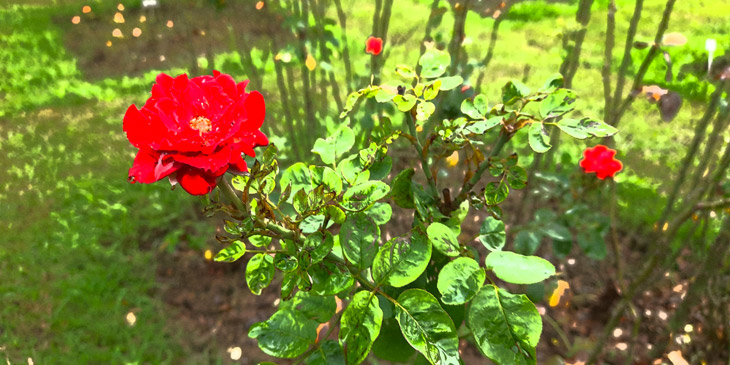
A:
[[124, 71, 268, 195], [579, 145, 623, 180], [365, 36, 383, 55]]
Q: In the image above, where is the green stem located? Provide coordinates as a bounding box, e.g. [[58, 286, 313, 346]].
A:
[[219, 176, 245, 213]]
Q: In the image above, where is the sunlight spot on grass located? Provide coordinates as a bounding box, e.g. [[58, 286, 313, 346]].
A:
[[227, 346, 242, 360], [159, 55, 166, 62], [567, 258, 576, 265], [256, 1, 264, 10], [684, 324, 693, 333], [166, 20, 174, 28], [132, 28, 142, 37], [71, 16, 81, 24], [117, 3, 125, 11], [82, 5, 91, 13], [273, 298, 280, 307], [667, 350, 689, 365], [662, 222, 669, 231], [114, 12, 125, 23], [204, 249, 212, 261], [139, 15, 147, 23], [112, 29, 123, 38], [645, 309, 652, 316], [615, 342, 627, 351], [126, 311, 137, 326], [662, 32, 688, 46], [672, 284, 684, 293], [658, 310, 668, 320], [613, 328, 623, 338], [275, 52, 292, 63], [710, 210, 717, 218]]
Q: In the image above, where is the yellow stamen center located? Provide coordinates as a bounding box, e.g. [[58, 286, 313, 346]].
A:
[[189, 116, 212, 134]]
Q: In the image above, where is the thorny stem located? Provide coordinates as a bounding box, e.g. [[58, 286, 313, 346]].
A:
[[609, 180, 624, 289], [450, 131, 512, 212], [407, 110, 438, 196], [609, 0, 675, 128]]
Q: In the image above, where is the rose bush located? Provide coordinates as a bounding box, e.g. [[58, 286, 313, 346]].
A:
[[124, 71, 268, 195], [580, 144, 623, 179]]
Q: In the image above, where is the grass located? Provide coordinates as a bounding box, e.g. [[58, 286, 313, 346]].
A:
[[1, 0, 728, 362]]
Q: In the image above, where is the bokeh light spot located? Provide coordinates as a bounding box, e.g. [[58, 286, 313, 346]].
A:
[[71, 16, 81, 24], [82, 5, 91, 13], [125, 312, 136, 326], [132, 28, 142, 37], [166, 20, 174, 28], [114, 12, 125, 23], [256, 1, 264, 9], [112, 28, 123, 38]]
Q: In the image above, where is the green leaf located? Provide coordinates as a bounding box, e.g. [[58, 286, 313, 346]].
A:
[[248, 308, 319, 358], [364, 202, 393, 226], [542, 222, 572, 242], [539, 73, 564, 93], [557, 117, 618, 139], [310, 260, 355, 295], [280, 162, 313, 200], [394, 94, 417, 112], [435, 76, 463, 90], [372, 230, 432, 287], [426, 222, 460, 257], [305, 340, 346, 365], [395, 289, 460, 365], [310, 165, 343, 194], [423, 80, 441, 101], [303, 231, 335, 264], [340, 213, 380, 269], [248, 234, 272, 248], [312, 125, 356, 165], [338, 154, 366, 185], [274, 253, 298, 272], [466, 116, 501, 134], [506, 166, 528, 190], [326, 205, 347, 224], [514, 230, 542, 255], [391, 169, 415, 209], [213, 240, 247, 262], [539, 89, 576, 119], [375, 88, 396, 103], [478, 217, 506, 251], [368, 155, 392, 180], [341, 91, 363, 118], [502, 80, 531, 104], [467, 285, 542, 364], [416, 101, 436, 121], [460, 94, 487, 119], [527, 122, 551, 153], [484, 180, 509, 206], [292, 291, 336, 323], [340, 291, 383, 365], [396, 64, 417, 78], [342, 181, 390, 211], [419, 49, 451, 78], [246, 253, 275, 295], [484, 251, 556, 285], [437, 257, 485, 305], [577, 229, 607, 260]]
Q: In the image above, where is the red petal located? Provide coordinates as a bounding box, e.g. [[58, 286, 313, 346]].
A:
[[129, 148, 160, 183], [177, 167, 218, 195], [123, 105, 167, 149], [244, 91, 266, 129]]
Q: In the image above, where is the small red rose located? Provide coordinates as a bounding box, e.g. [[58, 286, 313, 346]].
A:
[[580, 145, 623, 180], [124, 71, 268, 195], [365, 36, 383, 55]]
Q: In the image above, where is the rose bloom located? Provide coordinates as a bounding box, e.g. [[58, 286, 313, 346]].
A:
[[579, 145, 622, 180], [365, 36, 383, 55], [124, 71, 268, 195]]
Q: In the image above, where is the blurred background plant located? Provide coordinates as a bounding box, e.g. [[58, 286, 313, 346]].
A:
[[1, 0, 729, 363]]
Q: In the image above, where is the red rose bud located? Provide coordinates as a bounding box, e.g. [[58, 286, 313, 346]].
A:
[[579, 145, 623, 180], [365, 36, 383, 55], [124, 71, 268, 195]]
